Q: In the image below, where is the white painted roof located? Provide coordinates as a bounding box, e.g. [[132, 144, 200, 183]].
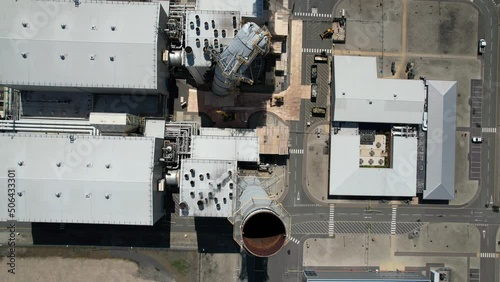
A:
[[196, 0, 262, 17], [200, 127, 257, 137], [424, 80, 457, 200], [333, 56, 426, 124], [0, 0, 166, 92], [329, 129, 417, 197], [179, 159, 236, 217], [191, 135, 259, 162], [0, 133, 164, 225]]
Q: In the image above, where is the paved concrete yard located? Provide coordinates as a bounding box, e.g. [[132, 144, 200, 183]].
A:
[[452, 131, 479, 205], [304, 223, 479, 282], [304, 122, 331, 202], [406, 1, 478, 56]]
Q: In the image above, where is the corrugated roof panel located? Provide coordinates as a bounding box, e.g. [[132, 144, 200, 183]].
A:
[[423, 81, 457, 200], [0, 133, 163, 225], [0, 0, 164, 92]]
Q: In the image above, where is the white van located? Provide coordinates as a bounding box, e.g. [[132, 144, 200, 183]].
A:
[[422, 112, 428, 131]]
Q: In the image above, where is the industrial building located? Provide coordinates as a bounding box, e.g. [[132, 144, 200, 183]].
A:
[[303, 270, 431, 282], [330, 56, 456, 200], [0, 0, 169, 95], [0, 133, 165, 225]]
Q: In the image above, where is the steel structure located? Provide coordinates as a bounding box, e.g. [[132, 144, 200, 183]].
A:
[[209, 22, 271, 96]]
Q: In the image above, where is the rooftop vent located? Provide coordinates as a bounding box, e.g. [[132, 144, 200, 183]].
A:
[[197, 200, 204, 210], [61, 24, 67, 29], [105, 194, 111, 199], [22, 22, 28, 28], [21, 53, 28, 59], [111, 26, 116, 31]]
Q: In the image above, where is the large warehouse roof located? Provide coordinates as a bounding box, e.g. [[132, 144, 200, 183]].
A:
[[333, 56, 426, 124], [424, 81, 457, 200], [0, 0, 167, 93], [0, 134, 164, 225], [329, 128, 417, 197]]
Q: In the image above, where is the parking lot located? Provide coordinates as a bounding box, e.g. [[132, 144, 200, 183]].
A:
[[469, 79, 482, 180], [470, 79, 482, 127]]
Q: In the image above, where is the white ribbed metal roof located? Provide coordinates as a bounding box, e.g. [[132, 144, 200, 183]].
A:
[[423, 80, 457, 200], [0, 133, 164, 225], [196, 0, 262, 18], [333, 56, 426, 124], [0, 0, 167, 93]]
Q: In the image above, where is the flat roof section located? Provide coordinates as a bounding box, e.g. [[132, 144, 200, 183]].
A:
[[0, 134, 164, 225], [423, 80, 457, 200], [191, 135, 259, 162], [329, 127, 417, 197], [333, 56, 426, 124], [196, 0, 263, 18], [179, 159, 236, 217], [0, 0, 166, 93]]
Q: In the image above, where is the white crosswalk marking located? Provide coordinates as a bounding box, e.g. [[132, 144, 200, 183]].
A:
[[288, 236, 300, 244], [390, 207, 397, 235], [302, 48, 332, 54], [482, 127, 497, 133], [328, 204, 335, 237], [289, 148, 304, 155], [480, 252, 497, 258], [294, 12, 332, 18]]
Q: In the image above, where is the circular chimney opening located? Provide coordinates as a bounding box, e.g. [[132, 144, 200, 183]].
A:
[[241, 210, 286, 257]]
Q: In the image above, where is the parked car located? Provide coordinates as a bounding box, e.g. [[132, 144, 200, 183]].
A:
[[472, 136, 483, 143], [311, 83, 318, 101], [422, 112, 428, 132], [478, 39, 486, 54], [311, 65, 318, 83]]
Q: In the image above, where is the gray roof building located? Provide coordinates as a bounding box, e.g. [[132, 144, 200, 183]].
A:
[[303, 270, 431, 282], [0, 0, 168, 94], [423, 81, 457, 200], [0, 134, 165, 225], [333, 56, 426, 124]]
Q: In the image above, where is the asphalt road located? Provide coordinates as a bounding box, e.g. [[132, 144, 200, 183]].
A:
[[277, 0, 500, 281]]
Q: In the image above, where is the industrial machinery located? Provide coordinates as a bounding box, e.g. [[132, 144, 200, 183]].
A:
[[274, 96, 284, 107], [229, 184, 290, 257], [208, 22, 272, 96], [319, 28, 334, 40]]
